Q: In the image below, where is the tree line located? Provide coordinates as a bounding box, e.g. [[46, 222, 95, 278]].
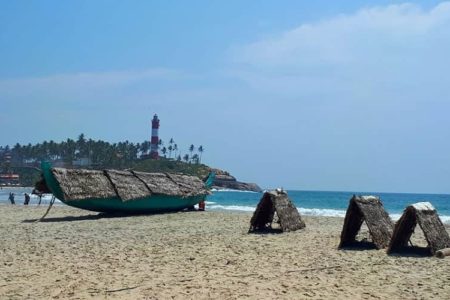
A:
[[158, 138, 204, 164], [1, 134, 205, 170]]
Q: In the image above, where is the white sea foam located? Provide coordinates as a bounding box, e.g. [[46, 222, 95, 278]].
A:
[[206, 204, 450, 224], [298, 207, 347, 218], [208, 204, 256, 212], [389, 213, 450, 224], [439, 215, 450, 224], [211, 188, 259, 193], [389, 214, 402, 221]]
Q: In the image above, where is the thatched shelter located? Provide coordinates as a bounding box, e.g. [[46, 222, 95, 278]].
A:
[[50, 167, 209, 202], [249, 189, 305, 233], [387, 202, 450, 255], [339, 195, 393, 249], [132, 171, 209, 197], [166, 173, 209, 197], [104, 170, 151, 201], [131, 171, 184, 196], [52, 168, 117, 201]]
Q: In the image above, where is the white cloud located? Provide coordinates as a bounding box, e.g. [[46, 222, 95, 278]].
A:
[[224, 2, 450, 192], [234, 2, 450, 67], [231, 2, 450, 102]]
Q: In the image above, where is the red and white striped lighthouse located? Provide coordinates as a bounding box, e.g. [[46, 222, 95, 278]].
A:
[[150, 114, 160, 159]]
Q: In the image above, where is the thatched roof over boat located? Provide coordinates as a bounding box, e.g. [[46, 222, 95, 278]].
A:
[[51, 167, 209, 202], [104, 170, 151, 201], [166, 173, 208, 196], [339, 195, 394, 249], [51, 168, 117, 201], [132, 171, 209, 197], [387, 202, 450, 255], [249, 190, 305, 233], [131, 171, 183, 196]]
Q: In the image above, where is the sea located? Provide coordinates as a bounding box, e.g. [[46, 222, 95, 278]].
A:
[[1, 187, 450, 224]]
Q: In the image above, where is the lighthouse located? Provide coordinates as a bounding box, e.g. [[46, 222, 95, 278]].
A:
[[150, 114, 160, 159]]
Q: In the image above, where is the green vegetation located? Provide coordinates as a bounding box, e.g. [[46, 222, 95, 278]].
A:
[[11, 167, 41, 187], [1, 134, 209, 185], [133, 158, 211, 179]]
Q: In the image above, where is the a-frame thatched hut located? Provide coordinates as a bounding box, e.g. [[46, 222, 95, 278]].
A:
[[339, 195, 393, 249], [249, 189, 305, 233], [387, 202, 450, 255]]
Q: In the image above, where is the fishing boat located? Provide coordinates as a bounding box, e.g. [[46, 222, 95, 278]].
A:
[[37, 162, 214, 213]]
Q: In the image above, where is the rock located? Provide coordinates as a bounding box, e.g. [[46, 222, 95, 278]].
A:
[[210, 168, 262, 192]]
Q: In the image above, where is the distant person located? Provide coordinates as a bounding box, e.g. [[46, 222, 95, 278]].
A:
[[24, 193, 30, 205], [8, 192, 15, 205]]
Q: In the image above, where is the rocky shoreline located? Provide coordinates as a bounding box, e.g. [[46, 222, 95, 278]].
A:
[[210, 169, 262, 192]]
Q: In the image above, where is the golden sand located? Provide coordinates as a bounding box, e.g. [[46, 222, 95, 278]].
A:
[[1, 205, 450, 299]]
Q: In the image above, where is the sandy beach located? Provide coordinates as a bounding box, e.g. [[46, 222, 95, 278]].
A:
[[1, 205, 450, 299]]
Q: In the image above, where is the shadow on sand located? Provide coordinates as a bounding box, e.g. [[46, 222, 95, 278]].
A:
[[22, 209, 200, 223], [248, 227, 284, 235], [388, 246, 432, 258], [339, 240, 378, 251]]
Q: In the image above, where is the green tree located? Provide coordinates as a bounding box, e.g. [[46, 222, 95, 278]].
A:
[[173, 144, 178, 157], [198, 145, 204, 163], [140, 141, 150, 155], [168, 145, 173, 159], [77, 133, 87, 157]]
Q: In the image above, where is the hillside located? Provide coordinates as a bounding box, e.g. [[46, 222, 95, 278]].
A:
[[133, 158, 262, 192], [133, 158, 211, 180]]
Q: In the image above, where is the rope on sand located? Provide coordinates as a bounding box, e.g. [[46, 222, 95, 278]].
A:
[[36, 195, 56, 222]]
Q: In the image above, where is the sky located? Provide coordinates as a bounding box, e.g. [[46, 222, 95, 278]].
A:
[[1, 1, 450, 193]]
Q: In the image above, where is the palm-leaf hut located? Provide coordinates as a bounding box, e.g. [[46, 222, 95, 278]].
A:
[[387, 202, 450, 255], [249, 189, 305, 232], [339, 195, 393, 249]]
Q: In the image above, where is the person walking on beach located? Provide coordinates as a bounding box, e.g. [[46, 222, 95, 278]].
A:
[[8, 192, 15, 205], [24, 193, 30, 205]]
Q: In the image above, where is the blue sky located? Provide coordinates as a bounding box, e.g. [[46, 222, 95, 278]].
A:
[[1, 1, 450, 193]]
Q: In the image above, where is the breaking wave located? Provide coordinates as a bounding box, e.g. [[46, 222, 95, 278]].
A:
[[206, 203, 450, 224]]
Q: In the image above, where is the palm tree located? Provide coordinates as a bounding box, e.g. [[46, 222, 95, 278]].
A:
[[176, 155, 181, 161], [12, 143, 22, 164], [198, 145, 204, 163], [140, 141, 150, 155], [65, 138, 76, 164], [168, 145, 173, 159], [173, 144, 178, 157], [161, 147, 167, 158], [183, 154, 189, 163], [192, 154, 199, 164], [77, 133, 87, 157], [189, 144, 194, 158]]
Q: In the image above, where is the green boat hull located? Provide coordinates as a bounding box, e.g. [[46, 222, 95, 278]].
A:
[[61, 194, 206, 213], [41, 162, 208, 213]]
